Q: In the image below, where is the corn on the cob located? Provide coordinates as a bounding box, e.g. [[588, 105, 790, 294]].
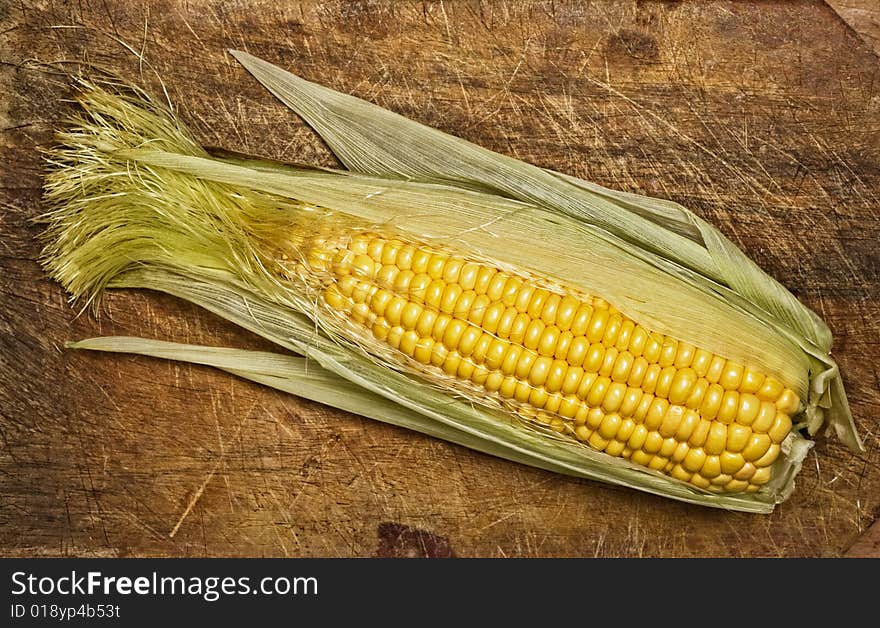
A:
[[300, 232, 795, 493]]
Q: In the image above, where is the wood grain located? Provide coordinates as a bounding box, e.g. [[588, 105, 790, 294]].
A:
[[1, 0, 878, 557]]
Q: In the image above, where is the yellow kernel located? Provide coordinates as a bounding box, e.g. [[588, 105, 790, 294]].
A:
[[717, 390, 740, 424], [726, 423, 751, 453], [555, 296, 580, 331], [566, 337, 589, 367], [486, 273, 507, 301], [658, 341, 677, 367], [683, 447, 707, 473], [337, 275, 358, 297], [720, 451, 745, 475], [472, 266, 495, 294], [524, 320, 546, 351], [750, 466, 772, 485], [400, 330, 421, 357], [701, 455, 722, 479], [512, 284, 535, 312], [654, 366, 678, 399], [668, 368, 697, 404], [691, 349, 713, 378], [514, 380, 531, 403], [602, 382, 627, 413], [644, 398, 669, 430], [545, 360, 568, 393], [671, 441, 690, 463], [742, 434, 772, 462], [561, 366, 584, 395], [630, 450, 652, 466], [602, 315, 622, 346], [424, 279, 445, 309], [457, 357, 475, 381], [506, 312, 530, 344], [673, 342, 696, 368], [371, 319, 389, 341], [619, 387, 643, 417], [458, 327, 482, 357], [659, 437, 678, 458], [409, 249, 431, 273], [386, 326, 405, 349], [627, 425, 649, 450], [481, 302, 506, 334], [323, 286, 346, 310], [648, 455, 669, 471], [439, 284, 461, 314], [757, 376, 785, 402], [588, 432, 610, 452], [627, 357, 649, 388], [408, 273, 431, 301], [688, 420, 711, 447], [659, 405, 684, 438], [685, 379, 709, 410], [611, 351, 634, 383], [734, 392, 761, 426], [705, 356, 726, 384], [424, 254, 447, 279], [734, 463, 756, 481], [430, 342, 449, 367], [545, 392, 563, 414], [453, 290, 476, 318], [472, 364, 489, 386], [690, 474, 711, 489], [529, 388, 549, 408], [705, 423, 727, 455], [554, 331, 573, 360], [719, 361, 744, 390], [574, 425, 591, 441], [587, 376, 611, 408], [776, 389, 800, 415], [769, 413, 793, 443], [739, 369, 765, 394], [615, 320, 636, 351], [538, 326, 561, 357], [570, 305, 593, 336], [586, 407, 605, 430], [675, 409, 701, 441], [351, 301, 372, 324], [634, 393, 653, 422], [641, 364, 662, 394], [442, 351, 462, 376], [644, 336, 664, 363], [710, 474, 733, 487], [485, 371, 504, 392], [529, 356, 553, 388], [617, 418, 636, 442], [527, 289, 549, 319], [468, 294, 491, 326], [472, 333, 492, 363], [539, 293, 561, 325], [515, 351, 537, 381], [485, 339, 508, 370], [599, 347, 619, 377], [752, 401, 777, 433], [393, 269, 415, 293], [724, 479, 749, 493], [587, 309, 610, 343], [598, 413, 622, 440], [581, 343, 603, 373], [628, 327, 649, 357], [670, 464, 692, 482], [605, 440, 626, 457], [501, 277, 523, 307], [442, 319, 467, 350], [644, 431, 663, 454], [496, 307, 519, 339], [559, 395, 581, 419], [700, 384, 725, 419], [500, 345, 522, 377]]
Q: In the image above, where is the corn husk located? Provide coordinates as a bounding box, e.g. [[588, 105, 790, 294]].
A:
[[40, 53, 861, 513]]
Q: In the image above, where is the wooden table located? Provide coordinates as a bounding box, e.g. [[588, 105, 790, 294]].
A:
[[1, 1, 878, 557]]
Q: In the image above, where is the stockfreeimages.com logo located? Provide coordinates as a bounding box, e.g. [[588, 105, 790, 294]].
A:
[[11, 571, 318, 602]]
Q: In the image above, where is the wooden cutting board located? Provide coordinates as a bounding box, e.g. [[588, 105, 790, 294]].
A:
[[1, 0, 878, 557]]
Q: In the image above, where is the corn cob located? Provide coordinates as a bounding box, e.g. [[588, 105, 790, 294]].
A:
[[300, 232, 796, 493]]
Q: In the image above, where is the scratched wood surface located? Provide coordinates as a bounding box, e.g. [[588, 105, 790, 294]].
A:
[[1, 1, 878, 558]]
